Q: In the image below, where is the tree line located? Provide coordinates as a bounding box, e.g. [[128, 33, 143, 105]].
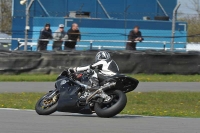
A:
[[0, 0, 12, 34]]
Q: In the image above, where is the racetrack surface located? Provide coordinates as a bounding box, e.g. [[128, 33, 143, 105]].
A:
[[0, 109, 199, 133], [0, 82, 200, 93], [1, 82, 200, 133]]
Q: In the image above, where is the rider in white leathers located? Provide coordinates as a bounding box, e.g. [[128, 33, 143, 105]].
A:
[[70, 51, 119, 87]]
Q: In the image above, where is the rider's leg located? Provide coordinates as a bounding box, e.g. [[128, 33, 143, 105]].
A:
[[90, 71, 109, 87], [90, 71, 99, 87]]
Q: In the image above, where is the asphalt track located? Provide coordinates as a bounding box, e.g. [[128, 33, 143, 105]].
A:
[[0, 83, 200, 133], [0, 82, 200, 93], [0, 108, 199, 133]]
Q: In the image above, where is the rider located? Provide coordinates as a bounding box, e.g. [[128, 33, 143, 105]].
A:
[[69, 51, 119, 87]]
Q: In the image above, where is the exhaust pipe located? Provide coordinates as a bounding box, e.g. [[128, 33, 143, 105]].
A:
[[86, 82, 116, 103], [101, 82, 116, 91]]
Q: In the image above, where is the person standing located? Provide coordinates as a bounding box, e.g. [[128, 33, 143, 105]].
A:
[[126, 26, 143, 50], [52, 24, 68, 51], [37, 23, 52, 51], [64, 23, 81, 50]]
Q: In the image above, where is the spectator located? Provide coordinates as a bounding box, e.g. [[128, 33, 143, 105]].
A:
[[52, 24, 68, 51], [37, 23, 52, 51], [126, 26, 143, 50], [64, 23, 81, 50]]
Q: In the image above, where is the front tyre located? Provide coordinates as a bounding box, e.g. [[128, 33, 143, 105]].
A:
[[94, 90, 127, 118], [35, 91, 59, 115]]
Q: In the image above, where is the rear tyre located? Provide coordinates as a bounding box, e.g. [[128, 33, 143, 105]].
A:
[[35, 92, 58, 115], [94, 90, 127, 118]]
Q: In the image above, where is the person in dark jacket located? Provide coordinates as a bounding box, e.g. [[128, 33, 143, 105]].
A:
[[64, 23, 81, 50], [37, 23, 52, 51], [126, 26, 143, 50]]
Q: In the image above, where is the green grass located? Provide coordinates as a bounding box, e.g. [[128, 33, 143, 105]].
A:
[[122, 92, 200, 118], [0, 74, 200, 82], [0, 74, 58, 82], [131, 74, 200, 82], [1, 92, 200, 118], [0, 93, 42, 109]]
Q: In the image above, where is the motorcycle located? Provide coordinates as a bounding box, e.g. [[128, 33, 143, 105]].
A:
[[35, 69, 139, 118]]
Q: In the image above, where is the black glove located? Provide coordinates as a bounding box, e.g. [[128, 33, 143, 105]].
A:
[[60, 70, 68, 76]]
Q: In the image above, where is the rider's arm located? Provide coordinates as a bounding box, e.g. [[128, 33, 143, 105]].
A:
[[76, 65, 90, 72], [90, 60, 105, 70], [76, 60, 105, 72]]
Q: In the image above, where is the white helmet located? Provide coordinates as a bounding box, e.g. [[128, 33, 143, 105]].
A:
[[95, 51, 111, 62]]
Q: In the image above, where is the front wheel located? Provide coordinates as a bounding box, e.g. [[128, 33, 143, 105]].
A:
[[94, 90, 127, 118], [35, 91, 59, 115]]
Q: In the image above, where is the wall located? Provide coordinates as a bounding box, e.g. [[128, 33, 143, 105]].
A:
[[0, 51, 199, 75]]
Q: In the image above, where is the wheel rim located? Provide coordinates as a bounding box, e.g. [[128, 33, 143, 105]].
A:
[[100, 92, 120, 110], [39, 94, 58, 110]]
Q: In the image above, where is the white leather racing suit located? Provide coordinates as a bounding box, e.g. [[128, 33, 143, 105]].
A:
[[77, 59, 119, 76]]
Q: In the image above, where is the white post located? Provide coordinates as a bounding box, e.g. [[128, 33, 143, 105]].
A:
[[171, 2, 181, 51], [24, 1, 28, 51], [24, 0, 34, 51]]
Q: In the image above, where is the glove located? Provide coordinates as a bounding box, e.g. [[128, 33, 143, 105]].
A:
[[59, 70, 68, 76], [68, 67, 76, 73]]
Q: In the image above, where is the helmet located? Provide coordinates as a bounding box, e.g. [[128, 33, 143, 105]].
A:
[[95, 51, 111, 62]]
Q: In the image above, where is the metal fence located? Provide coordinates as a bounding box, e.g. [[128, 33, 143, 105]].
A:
[[0, 37, 189, 51]]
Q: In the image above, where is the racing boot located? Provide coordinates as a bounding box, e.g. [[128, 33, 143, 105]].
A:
[[78, 77, 99, 105]]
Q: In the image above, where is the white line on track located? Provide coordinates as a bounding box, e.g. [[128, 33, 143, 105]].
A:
[[0, 108, 34, 112], [0, 108, 199, 119]]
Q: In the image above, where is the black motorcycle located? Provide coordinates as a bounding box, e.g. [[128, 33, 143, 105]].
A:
[[35, 70, 139, 118]]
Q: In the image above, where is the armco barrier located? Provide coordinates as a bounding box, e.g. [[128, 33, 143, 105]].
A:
[[0, 50, 199, 75]]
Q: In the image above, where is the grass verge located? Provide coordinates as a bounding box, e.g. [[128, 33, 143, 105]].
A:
[[132, 74, 200, 82], [0, 74, 58, 82], [0, 74, 200, 82], [0, 92, 200, 118], [122, 92, 200, 118]]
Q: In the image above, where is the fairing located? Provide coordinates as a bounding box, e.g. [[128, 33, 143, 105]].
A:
[[56, 77, 92, 114]]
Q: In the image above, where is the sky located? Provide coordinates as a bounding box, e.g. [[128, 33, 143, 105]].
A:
[[178, 0, 198, 15]]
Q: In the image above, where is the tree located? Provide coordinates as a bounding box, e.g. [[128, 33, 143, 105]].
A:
[[178, 0, 200, 42], [0, 0, 12, 34], [187, 0, 200, 18]]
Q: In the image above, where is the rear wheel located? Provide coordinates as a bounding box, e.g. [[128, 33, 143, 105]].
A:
[[94, 90, 127, 118], [35, 91, 59, 115]]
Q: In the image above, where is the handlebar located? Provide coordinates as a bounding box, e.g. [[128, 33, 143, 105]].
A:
[[60, 69, 92, 89]]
